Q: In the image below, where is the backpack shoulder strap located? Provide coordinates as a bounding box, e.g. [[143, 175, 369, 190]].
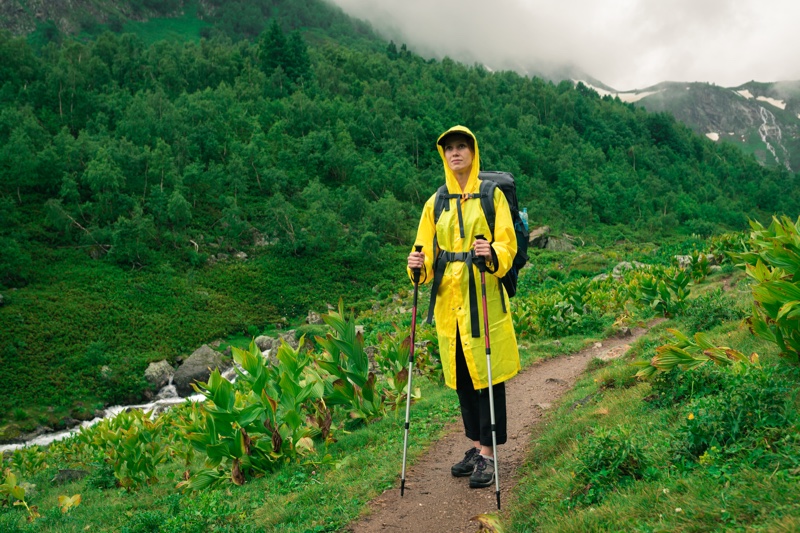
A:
[[433, 184, 450, 223], [479, 179, 497, 239]]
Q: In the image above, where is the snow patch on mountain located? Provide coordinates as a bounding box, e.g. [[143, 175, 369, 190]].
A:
[[757, 96, 787, 109]]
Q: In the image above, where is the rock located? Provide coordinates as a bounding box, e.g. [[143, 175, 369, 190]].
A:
[[255, 335, 276, 351], [616, 326, 632, 338], [612, 261, 648, 277], [593, 342, 603, 349], [278, 331, 299, 350], [51, 469, 89, 486], [0, 424, 22, 443], [307, 311, 324, 325], [674, 253, 716, 269], [18, 482, 36, 499], [233, 251, 247, 261], [18, 426, 54, 442], [144, 360, 174, 390], [529, 226, 550, 248], [155, 384, 178, 400], [172, 345, 230, 396], [364, 345, 379, 373], [593, 273, 611, 282], [545, 237, 576, 252]]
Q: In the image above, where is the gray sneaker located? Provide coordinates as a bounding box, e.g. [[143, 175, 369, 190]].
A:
[[469, 455, 495, 488], [451, 447, 480, 477]]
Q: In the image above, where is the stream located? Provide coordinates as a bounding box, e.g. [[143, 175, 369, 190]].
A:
[[0, 365, 242, 454]]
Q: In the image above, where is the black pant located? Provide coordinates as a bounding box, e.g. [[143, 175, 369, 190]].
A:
[[455, 331, 507, 447]]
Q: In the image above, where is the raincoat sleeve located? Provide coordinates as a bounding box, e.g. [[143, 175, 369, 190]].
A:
[[407, 195, 436, 285], [487, 187, 517, 279]]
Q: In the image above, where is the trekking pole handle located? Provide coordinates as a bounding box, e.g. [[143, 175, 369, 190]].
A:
[[474, 234, 487, 273], [412, 245, 423, 283]]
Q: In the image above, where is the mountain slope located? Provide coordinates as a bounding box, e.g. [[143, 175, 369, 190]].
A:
[[578, 80, 800, 171]]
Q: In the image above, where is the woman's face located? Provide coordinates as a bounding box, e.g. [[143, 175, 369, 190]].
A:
[[442, 135, 474, 174]]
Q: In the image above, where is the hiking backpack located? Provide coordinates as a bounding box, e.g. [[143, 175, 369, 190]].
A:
[[426, 171, 530, 336]]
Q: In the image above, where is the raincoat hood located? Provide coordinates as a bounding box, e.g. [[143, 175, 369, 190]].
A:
[[437, 125, 481, 194]]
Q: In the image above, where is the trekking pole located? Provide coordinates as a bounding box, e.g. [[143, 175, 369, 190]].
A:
[[401, 244, 423, 497], [474, 235, 501, 510]]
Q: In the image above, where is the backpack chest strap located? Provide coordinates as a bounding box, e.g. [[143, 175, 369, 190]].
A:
[[425, 250, 482, 338], [436, 192, 482, 239]]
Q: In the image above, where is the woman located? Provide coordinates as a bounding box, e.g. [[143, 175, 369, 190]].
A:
[[407, 125, 520, 488]]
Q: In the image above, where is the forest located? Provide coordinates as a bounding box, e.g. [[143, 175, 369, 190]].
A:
[[1, 0, 799, 433]]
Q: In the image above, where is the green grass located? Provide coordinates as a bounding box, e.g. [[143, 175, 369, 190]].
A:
[[0, 244, 407, 431], [123, 8, 211, 45], [0, 369, 457, 531], [507, 316, 800, 532]]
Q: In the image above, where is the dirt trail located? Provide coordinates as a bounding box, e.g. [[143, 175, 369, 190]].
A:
[[347, 324, 657, 533]]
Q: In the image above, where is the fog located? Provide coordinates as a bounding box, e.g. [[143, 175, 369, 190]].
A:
[[327, 0, 800, 90]]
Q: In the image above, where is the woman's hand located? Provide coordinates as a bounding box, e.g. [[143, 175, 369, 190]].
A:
[[473, 238, 492, 259], [408, 250, 425, 270]]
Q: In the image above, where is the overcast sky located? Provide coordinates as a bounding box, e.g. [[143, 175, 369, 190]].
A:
[[328, 0, 800, 91]]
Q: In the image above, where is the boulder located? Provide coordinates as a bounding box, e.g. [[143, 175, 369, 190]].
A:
[[307, 310, 324, 325], [144, 360, 174, 390], [278, 331, 299, 350], [612, 261, 648, 277], [173, 345, 230, 396], [51, 469, 88, 486], [544, 237, 575, 252], [255, 335, 277, 352], [529, 226, 550, 249], [674, 253, 716, 269]]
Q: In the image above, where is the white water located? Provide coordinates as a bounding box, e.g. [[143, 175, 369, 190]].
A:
[[757, 106, 793, 172], [0, 365, 242, 454]]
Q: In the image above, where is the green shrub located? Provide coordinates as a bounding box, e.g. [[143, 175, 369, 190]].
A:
[[121, 510, 167, 533], [671, 365, 795, 463], [680, 288, 746, 332], [569, 426, 656, 506], [646, 365, 728, 409], [85, 461, 117, 490]]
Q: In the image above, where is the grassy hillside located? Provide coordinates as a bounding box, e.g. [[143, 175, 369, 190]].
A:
[[2, 233, 799, 531], [1, 0, 799, 439]]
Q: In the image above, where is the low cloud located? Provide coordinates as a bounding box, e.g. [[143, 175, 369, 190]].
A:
[[328, 0, 800, 90]]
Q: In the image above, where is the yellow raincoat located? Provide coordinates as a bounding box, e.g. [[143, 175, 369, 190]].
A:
[[409, 126, 520, 390]]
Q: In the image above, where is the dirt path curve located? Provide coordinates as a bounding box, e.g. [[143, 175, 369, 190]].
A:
[[347, 323, 658, 533]]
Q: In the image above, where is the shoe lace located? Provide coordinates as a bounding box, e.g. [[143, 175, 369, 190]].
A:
[[474, 456, 487, 473], [460, 448, 478, 465]]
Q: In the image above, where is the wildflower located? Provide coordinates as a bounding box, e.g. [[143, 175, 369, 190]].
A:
[[662, 488, 670, 495], [687, 413, 695, 420], [675, 508, 683, 513]]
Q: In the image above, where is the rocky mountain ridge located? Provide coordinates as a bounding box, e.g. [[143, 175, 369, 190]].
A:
[[577, 79, 800, 171]]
